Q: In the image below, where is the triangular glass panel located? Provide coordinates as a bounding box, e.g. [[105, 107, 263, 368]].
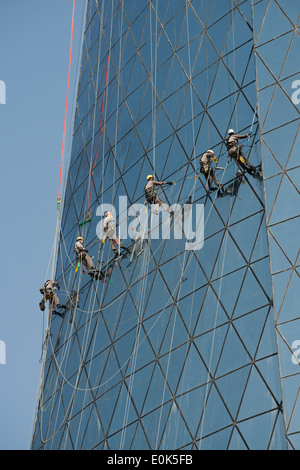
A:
[[268, 232, 292, 273], [255, 355, 283, 406], [130, 422, 151, 450], [79, 404, 104, 449], [271, 269, 292, 317], [159, 400, 192, 449], [140, 404, 171, 450], [127, 55, 148, 97], [275, 328, 299, 378], [207, 14, 232, 56], [229, 212, 263, 263], [130, 8, 148, 48], [229, 181, 264, 226], [256, 54, 275, 90], [126, 327, 157, 375], [216, 365, 251, 419], [268, 413, 288, 450], [238, 366, 278, 421], [263, 173, 282, 222], [108, 383, 139, 437], [285, 166, 300, 191], [233, 265, 270, 318], [129, 363, 155, 416], [195, 383, 232, 440], [276, 0, 299, 26], [258, 32, 293, 80], [176, 386, 206, 439], [211, 267, 246, 319], [269, 175, 300, 225], [261, 144, 284, 179], [106, 423, 136, 450], [270, 215, 300, 267], [206, 1, 231, 26], [281, 374, 300, 428], [198, 427, 233, 450], [263, 84, 300, 134], [234, 307, 270, 359], [250, 256, 272, 299], [142, 366, 172, 415], [193, 323, 228, 376], [228, 427, 248, 450], [211, 230, 248, 279], [238, 411, 278, 450], [256, 1, 293, 46], [216, 323, 250, 376]]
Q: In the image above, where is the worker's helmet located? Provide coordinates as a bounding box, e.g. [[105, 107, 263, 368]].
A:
[[76, 236, 84, 241], [147, 175, 154, 181], [105, 211, 113, 218], [207, 149, 214, 154], [228, 129, 235, 135]]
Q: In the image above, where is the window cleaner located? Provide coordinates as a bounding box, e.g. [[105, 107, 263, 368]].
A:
[[226, 129, 257, 175], [39, 280, 66, 317]]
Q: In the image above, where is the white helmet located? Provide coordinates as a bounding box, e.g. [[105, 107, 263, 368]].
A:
[[228, 129, 235, 135], [207, 149, 214, 154]]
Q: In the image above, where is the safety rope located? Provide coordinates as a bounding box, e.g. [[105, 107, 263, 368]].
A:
[[38, 0, 77, 414], [149, 0, 158, 177], [87, 52, 110, 212], [38, 171, 230, 449], [37, 4, 117, 448], [37, 0, 262, 446], [36, 0, 94, 446], [58, 0, 75, 202]]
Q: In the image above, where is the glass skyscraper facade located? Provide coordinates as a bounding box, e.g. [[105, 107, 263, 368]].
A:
[[31, 0, 300, 450]]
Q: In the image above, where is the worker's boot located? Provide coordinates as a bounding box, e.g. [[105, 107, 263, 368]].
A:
[[52, 310, 64, 318], [248, 166, 256, 175]]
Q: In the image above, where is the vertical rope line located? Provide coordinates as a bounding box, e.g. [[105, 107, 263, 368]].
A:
[[58, 0, 76, 200], [186, 0, 197, 182]]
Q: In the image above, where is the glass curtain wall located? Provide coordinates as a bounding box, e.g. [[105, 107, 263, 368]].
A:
[[31, 0, 290, 450], [252, 0, 300, 450]]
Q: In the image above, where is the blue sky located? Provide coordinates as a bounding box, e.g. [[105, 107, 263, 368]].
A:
[[0, 0, 86, 450]]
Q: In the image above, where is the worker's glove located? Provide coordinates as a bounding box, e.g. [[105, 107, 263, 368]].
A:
[[167, 181, 173, 185]]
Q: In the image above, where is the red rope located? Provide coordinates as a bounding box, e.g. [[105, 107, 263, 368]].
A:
[[88, 53, 110, 211], [58, 0, 75, 200]]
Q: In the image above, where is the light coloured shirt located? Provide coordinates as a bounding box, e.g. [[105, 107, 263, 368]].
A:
[[40, 280, 58, 294], [200, 152, 212, 165], [74, 240, 86, 255], [227, 133, 248, 146]]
